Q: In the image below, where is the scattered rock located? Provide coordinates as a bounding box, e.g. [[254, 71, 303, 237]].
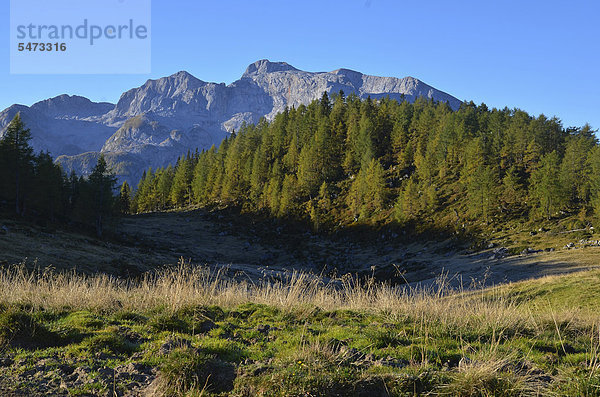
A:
[[489, 247, 509, 260], [114, 362, 155, 384], [520, 247, 541, 255], [66, 366, 93, 386], [575, 239, 600, 247], [371, 355, 408, 369]]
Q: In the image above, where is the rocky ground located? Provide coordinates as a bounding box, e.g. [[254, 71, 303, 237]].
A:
[[0, 356, 156, 396], [1, 209, 600, 288]]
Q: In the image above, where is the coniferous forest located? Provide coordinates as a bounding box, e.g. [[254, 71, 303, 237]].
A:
[[0, 114, 119, 237], [3, 94, 599, 241], [130, 92, 599, 238]]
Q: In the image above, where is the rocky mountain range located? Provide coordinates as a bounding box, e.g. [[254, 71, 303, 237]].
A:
[[0, 60, 462, 186]]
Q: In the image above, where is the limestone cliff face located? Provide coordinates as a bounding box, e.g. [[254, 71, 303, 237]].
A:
[[241, 60, 461, 121], [0, 60, 461, 186]]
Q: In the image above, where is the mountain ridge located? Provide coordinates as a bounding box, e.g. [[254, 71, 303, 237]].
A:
[[0, 60, 462, 185]]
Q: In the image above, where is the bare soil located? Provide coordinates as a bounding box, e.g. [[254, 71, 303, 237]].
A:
[[1, 209, 599, 286]]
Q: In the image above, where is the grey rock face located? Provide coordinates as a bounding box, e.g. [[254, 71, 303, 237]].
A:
[[0, 98, 116, 157], [30, 94, 113, 119], [0, 60, 461, 186]]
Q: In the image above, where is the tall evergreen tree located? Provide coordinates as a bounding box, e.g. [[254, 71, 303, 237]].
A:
[[170, 157, 194, 207], [31, 151, 64, 220], [86, 155, 117, 237], [530, 151, 566, 219], [587, 146, 600, 217], [560, 135, 595, 207], [348, 159, 386, 220], [119, 181, 132, 214], [501, 165, 525, 214], [156, 166, 174, 209], [0, 114, 34, 215], [467, 164, 498, 223], [395, 176, 421, 222]]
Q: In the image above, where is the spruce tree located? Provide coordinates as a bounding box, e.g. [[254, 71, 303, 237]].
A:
[[348, 159, 386, 220], [119, 181, 131, 214], [86, 155, 117, 237], [32, 151, 64, 220], [347, 168, 367, 220], [363, 159, 387, 217], [0, 114, 34, 215], [264, 177, 281, 215]]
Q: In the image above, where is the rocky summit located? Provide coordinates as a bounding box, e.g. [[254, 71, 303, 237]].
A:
[[0, 60, 461, 185]]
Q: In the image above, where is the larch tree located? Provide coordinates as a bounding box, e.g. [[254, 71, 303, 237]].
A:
[[530, 151, 566, 219]]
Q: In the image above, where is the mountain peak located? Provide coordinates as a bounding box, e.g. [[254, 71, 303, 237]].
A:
[[142, 70, 202, 88], [32, 94, 96, 107], [170, 70, 197, 79], [243, 60, 299, 77], [333, 68, 362, 75], [30, 94, 114, 119]]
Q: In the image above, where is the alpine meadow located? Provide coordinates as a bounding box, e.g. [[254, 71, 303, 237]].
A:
[[2, 87, 600, 395], [2, 0, 600, 392]]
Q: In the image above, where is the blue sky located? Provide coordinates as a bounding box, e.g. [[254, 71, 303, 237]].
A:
[[2, 0, 599, 130]]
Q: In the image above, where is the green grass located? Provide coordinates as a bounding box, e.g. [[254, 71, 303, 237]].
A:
[[492, 269, 600, 312], [0, 266, 600, 395]]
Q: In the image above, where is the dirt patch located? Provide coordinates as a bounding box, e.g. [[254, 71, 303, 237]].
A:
[[2, 210, 599, 287]]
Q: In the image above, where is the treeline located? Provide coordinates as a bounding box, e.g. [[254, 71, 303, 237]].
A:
[[130, 93, 598, 233], [0, 114, 119, 237]]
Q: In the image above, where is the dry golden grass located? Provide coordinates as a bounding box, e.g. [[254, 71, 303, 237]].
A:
[[0, 261, 476, 312], [1, 259, 597, 330]]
